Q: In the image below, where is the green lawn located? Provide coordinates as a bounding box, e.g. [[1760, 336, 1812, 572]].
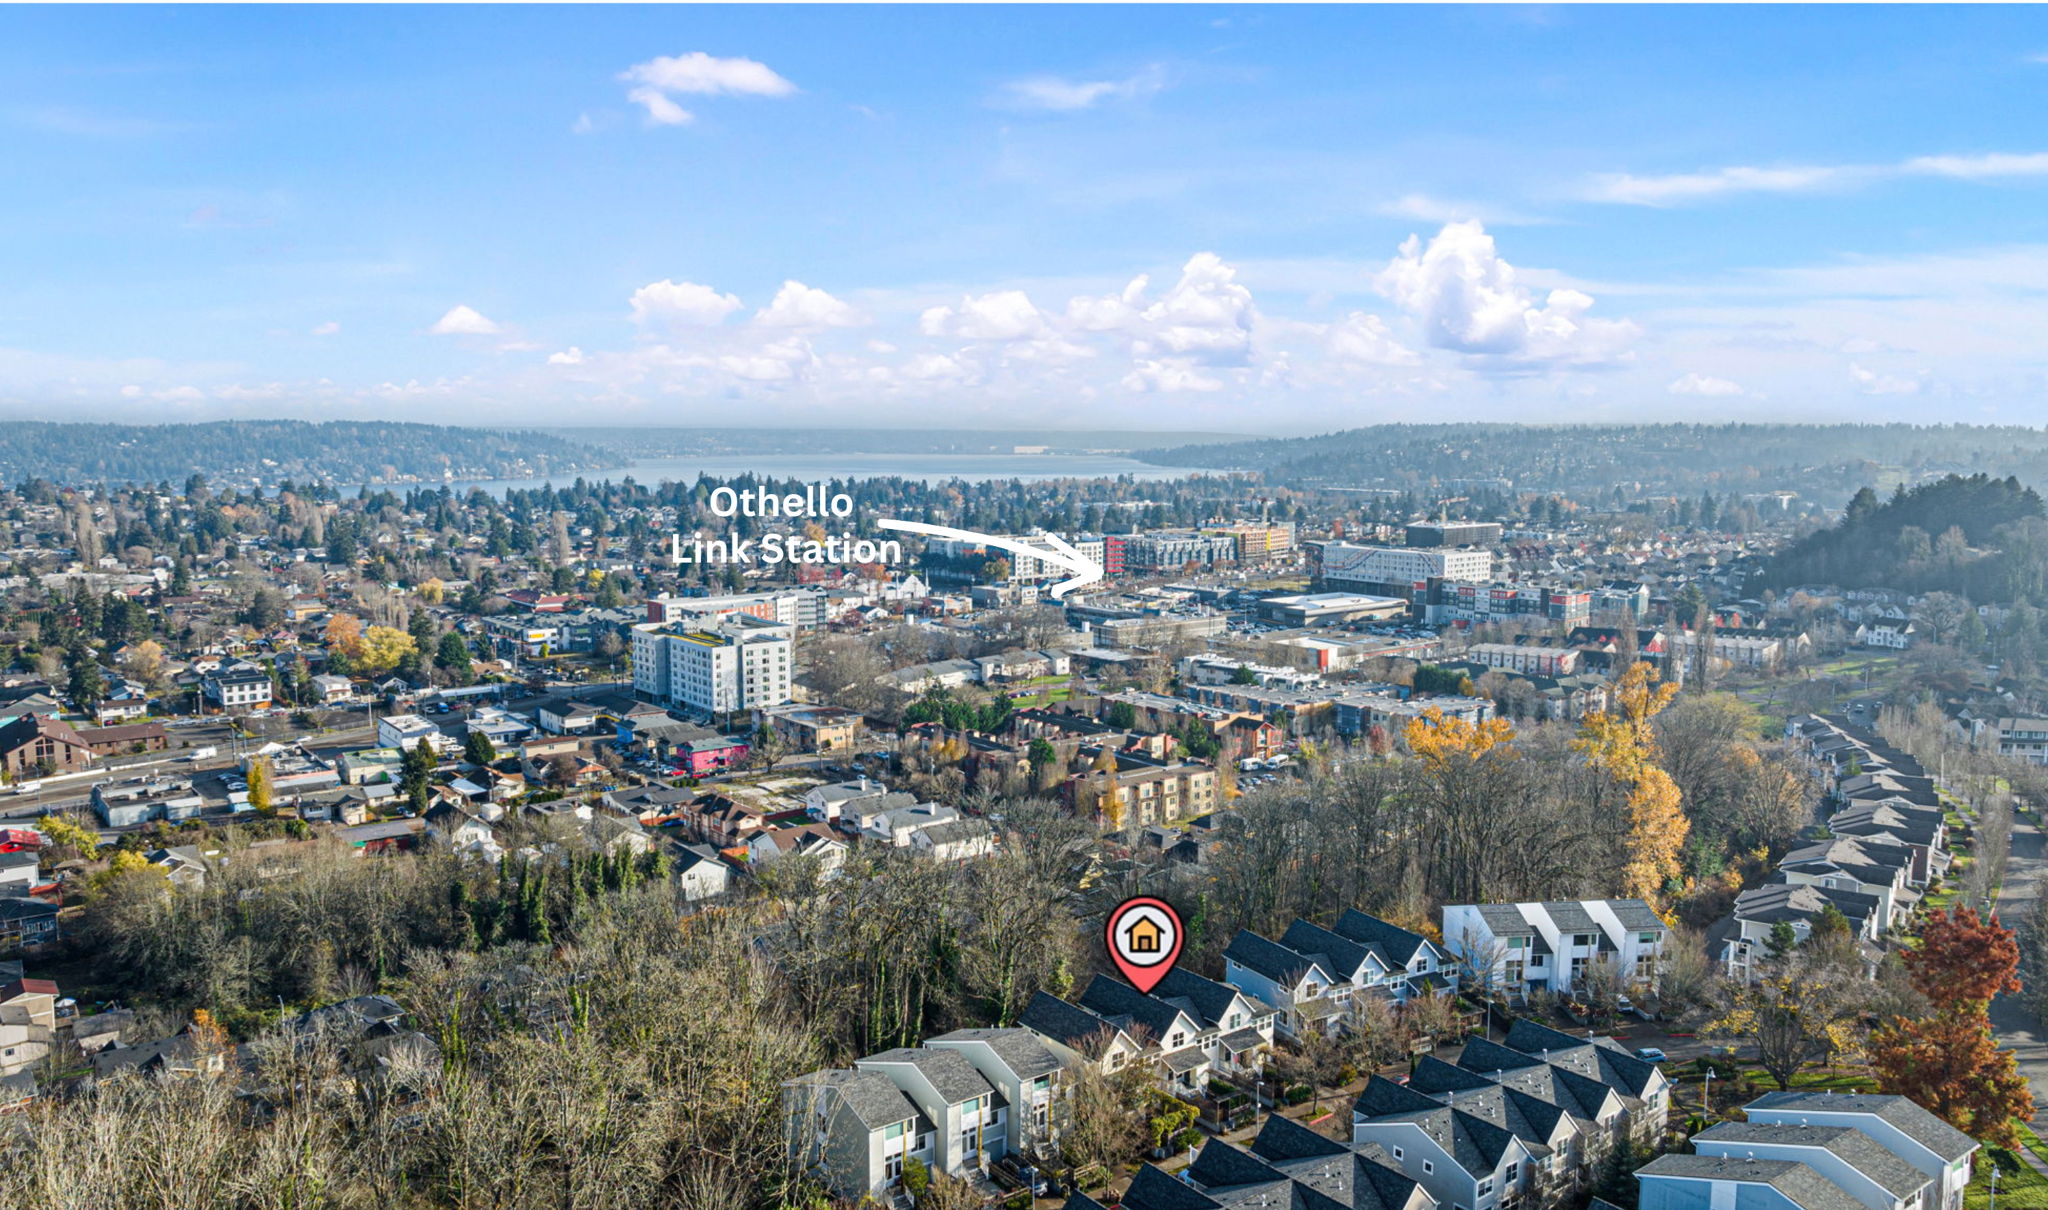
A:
[[1968, 1138, 2048, 1208]]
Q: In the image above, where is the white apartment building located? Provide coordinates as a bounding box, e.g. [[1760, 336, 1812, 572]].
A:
[[1317, 542, 1493, 595], [1441, 899, 1670, 1000], [632, 617, 794, 717]]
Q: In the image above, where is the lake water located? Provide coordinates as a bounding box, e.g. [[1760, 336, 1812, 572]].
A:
[[434, 452, 1194, 495]]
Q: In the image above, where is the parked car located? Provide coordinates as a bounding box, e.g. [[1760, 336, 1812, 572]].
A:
[[1634, 1047, 1667, 1063]]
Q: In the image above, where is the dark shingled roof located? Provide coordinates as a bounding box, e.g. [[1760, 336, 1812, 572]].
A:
[[1121, 1164, 1227, 1210], [1333, 909, 1436, 966], [1745, 1091, 1978, 1163], [1077, 973, 1196, 1042], [1637, 1154, 1866, 1210], [1283, 918, 1388, 980], [1019, 990, 1124, 1053], [1224, 928, 1325, 986], [1252, 1117, 1427, 1210], [1155, 965, 1274, 1026]]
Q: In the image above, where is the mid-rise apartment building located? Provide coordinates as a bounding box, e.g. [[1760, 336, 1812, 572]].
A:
[[1315, 542, 1494, 601], [632, 617, 794, 717]]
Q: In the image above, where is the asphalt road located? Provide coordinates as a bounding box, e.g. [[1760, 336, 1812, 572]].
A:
[[1990, 813, 2048, 1126]]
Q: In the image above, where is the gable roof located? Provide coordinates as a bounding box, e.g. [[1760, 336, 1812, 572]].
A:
[[1637, 1155, 1866, 1210], [1694, 1122, 1930, 1199], [783, 1067, 919, 1132], [857, 1046, 994, 1106], [1332, 909, 1435, 965], [1744, 1091, 1977, 1163], [1224, 928, 1328, 987]]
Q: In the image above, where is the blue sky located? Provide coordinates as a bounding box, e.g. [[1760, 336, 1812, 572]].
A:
[[4, 5, 2048, 432]]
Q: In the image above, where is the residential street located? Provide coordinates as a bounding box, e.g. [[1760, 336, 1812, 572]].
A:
[[1991, 814, 2048, 1126]]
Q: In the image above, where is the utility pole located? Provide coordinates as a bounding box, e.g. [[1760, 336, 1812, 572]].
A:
[[1702, 1068, 1713, 1119]]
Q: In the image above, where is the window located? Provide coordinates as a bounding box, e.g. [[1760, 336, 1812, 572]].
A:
[[1424, 1161, 1434, 1174], [1393, 1147, 1405, 1160]]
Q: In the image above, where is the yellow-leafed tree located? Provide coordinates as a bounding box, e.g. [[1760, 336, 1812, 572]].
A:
[[358, 625, 417, 674], [247, 756, 275, 817], [1572, 661, 1686, 901]]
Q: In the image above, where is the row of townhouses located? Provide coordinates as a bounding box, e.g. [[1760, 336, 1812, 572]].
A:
[[1717, 715, 1952, 982], [1080, 1089, 1974, 1210]]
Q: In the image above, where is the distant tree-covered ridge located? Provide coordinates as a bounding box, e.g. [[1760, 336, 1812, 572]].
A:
[[0, 420, 619, 487], [1138, 422, 2048, 498], [1761, 473, 2048, 602]]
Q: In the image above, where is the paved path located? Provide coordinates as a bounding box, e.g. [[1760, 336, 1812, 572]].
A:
[[1990, 814, 2048, 1128]]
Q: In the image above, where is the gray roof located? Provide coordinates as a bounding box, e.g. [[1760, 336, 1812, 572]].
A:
[[1695, 1122, 1930, 1199], [1019, 990, 1125, 1053], [1637, 1154, 1866, 1210], [1745, 1091, 1978, 1163], [925, 1027, 1064, 1081], [1539, 901, 1599, 934], [1605, 899, 1668, 932], [1474, 903, 1535, 935], [858, 1046, 994, 1106], [784, 1067, 919, 1132]]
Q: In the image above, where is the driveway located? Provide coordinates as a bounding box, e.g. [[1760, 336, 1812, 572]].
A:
[[1990, 813, 2048, 1125]]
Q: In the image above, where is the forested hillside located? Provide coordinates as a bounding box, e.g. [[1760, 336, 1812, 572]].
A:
[[1138, 423, 2048, 498], [1761, 473, 2048, 602], [0, 420, 618, 487]]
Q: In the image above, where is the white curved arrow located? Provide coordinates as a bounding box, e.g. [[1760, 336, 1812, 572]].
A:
[[876, 519, 1103, 599]]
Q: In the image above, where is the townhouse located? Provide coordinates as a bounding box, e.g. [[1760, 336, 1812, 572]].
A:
[[1350, 1076, 1538, 1210], [1774, 838, 1916, 932], [1019, 968, 1275, 1100], [923, 1028, 1066, 1158], [1223, 909, 1455, 1040], [1742, 1092, 1976, 1210], [1689, 1123, 1935, 1210], [1719, 882, 1884, 983], [1073, 1116, 1432, 1210], [784, 1044, 1012, 1200], [1440, 900, 1669, 1002], [1350, 1017, 1668, 1208], [1637, 1092, 1976, 1210]]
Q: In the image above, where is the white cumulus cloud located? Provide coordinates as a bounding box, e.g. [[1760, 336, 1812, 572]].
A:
[[754, 280, 864, 328], [630, 279, 743, 326], [547, 347, 586, 365], [1375, 221, 1638, 368], [428, 305, 500, 336], [920, 290, 1048, 341]]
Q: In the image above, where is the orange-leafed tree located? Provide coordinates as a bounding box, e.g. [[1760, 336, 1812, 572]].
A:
[[324, 613, 367, 661], [1903, 907, 2021, 1008], [1870, 906, 2033, 1148], [1870, 1007, 2033, 1149], [1572, 661, 1686, 902]]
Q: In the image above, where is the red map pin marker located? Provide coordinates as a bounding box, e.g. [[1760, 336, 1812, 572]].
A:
[[1106, 896, 1184, 994]]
